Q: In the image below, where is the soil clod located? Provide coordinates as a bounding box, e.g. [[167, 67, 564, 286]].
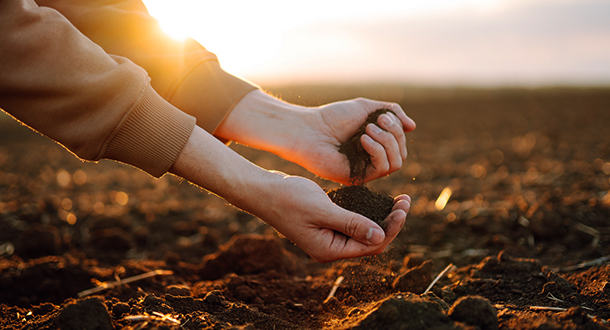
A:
[[57, 297, 114, 330], [448, 296, 499, 330], [327, 185, 394, 230]]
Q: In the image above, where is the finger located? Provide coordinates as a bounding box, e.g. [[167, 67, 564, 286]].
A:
[[394, 194, 412, 207], [377, 113, 408, 161], [334, 206, 407, 260], [386, 103, 416, 132], [361, 134, 389, 178], [314, 198, 410, 262], [323, 205, 386, 246], [365, 123, 402, 172], [376, 207, 407, 248]]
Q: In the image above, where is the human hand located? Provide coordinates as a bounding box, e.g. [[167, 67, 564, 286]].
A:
[[291, 98, 416, 184], [171, 126, 411, 262], [256, 173, 411, 262], [216, 91, 416, 185]]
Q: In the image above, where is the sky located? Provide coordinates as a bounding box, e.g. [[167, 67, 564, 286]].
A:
[[143, 0, 610, 86]]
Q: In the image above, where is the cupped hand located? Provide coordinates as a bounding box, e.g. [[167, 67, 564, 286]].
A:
[[290, 98, 416, 185], [259, 174, 411, 262]]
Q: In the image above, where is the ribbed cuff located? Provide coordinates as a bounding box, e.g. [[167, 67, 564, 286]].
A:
[[101, 84, 196, 177], [168, 61, 258, 134]]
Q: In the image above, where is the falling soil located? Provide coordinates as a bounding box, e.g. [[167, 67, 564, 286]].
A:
[[338, 108, 392, 184], [1, 86, 610, 329], [327, 185, 394, 230], [330, 108, 395, 230]]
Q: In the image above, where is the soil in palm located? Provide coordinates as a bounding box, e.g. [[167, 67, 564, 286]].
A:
[[329, 109, 396, 229]]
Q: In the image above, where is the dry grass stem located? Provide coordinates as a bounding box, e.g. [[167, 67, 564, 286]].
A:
[[123, 312, 180, 325], [423, 263, 455, 294], [530, 306, 566, 311], [560, 255, 610, 272], [546, 293, 564, 303], [78, 270, 174, 297], [325, 276, 345, 301]]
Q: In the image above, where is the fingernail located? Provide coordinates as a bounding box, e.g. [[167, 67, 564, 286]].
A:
[[368, 123, 382, 134], [362, 134, 373, 143], [367, 227, 385, 245], [379, 114, 393, 128]]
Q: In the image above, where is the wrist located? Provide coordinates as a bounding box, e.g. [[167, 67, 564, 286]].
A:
[[215, 90, 310, 156], [172, 126, 298, 225]]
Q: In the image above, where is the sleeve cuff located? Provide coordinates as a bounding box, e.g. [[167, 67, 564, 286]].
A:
[[167, 60, 259, 135], [100, 84, 196, 177]]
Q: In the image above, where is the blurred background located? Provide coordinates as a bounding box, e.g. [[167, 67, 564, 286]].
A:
[[143, 0, 610, 87]]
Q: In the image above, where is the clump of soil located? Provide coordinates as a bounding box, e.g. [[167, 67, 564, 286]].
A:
[[330, 109, 396, 230], [327, 185, 394, 230], [338, 109, 392, 184]]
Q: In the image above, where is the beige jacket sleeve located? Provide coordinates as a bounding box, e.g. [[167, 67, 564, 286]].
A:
[[0, 0, 196, 177], [37, 0, 259, 134]]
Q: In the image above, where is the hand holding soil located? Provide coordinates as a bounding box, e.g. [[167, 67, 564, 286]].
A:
[[248, 173, 410, 263], [218, 91, 415, 185], [327, 108, 415, 231]]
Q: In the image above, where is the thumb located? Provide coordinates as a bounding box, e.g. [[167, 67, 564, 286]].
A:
[[325, 206, 387, 246]]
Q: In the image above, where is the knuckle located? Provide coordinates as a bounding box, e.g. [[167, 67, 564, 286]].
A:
[[343, 215, 361, 238]]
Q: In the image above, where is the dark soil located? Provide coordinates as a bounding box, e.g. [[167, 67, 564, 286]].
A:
[[332, 108, 395, 230], [327, 185, 394, 230], [1, 86, 610, 329], [338, 108, 392, 183]]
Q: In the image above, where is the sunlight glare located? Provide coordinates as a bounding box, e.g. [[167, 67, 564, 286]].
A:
[[143, 0, 190, 40], [139, 0, 603, 86]]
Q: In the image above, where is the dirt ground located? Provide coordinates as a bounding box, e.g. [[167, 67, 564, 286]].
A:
[[1, 86, 609, 329]]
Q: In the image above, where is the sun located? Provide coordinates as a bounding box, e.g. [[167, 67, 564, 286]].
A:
[[141, 0, 284, 80], [142, 0, 190, 41]]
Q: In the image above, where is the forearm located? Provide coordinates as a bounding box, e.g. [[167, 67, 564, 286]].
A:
[[215, 90, 312, 156], [169, 126, 282, 215]]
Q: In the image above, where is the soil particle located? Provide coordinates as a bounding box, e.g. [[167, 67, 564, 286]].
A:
[[327, 185, 394, 230], [448, 296, 498, 330], [57, 297, 113, 330], [338, 108, 392, 183]]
